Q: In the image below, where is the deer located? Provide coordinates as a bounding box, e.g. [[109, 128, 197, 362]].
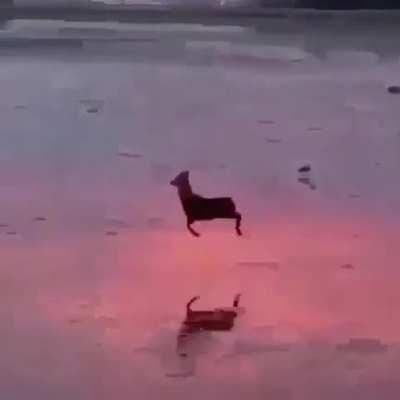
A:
[[170, 171, 242, 237]]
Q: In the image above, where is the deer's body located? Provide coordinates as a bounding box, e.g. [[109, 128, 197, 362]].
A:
[[170, 171, 242, 237], [182, 196, 237, 221]]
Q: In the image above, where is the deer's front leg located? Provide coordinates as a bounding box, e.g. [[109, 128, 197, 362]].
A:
[[235, 212, 242, 236], [187, 218, 200, 237]]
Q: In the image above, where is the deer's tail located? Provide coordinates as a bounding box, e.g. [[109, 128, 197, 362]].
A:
[[186, 296, 200, 312]]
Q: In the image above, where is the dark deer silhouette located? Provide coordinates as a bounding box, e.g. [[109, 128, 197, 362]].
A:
[[177, 294, 242, 357], [170, 171, 242, 237]]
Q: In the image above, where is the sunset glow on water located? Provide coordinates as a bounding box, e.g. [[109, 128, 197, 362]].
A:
[[2, 14, 400, 398]]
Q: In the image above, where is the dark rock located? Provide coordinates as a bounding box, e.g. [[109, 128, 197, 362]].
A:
[[387, 86, 400, 94], [298, 164, 311, 173]]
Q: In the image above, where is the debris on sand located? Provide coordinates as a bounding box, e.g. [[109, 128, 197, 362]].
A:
[[68, 317, 86, 325], [117, 151, 143, 159], [105, 231, 118, 236], [1, 231, 22, 240], [258, 120, 275, 125], [0, 223, 8, 228], [87, 107, 99, 113], [266, 138, 282, 144], [298, 165, 311, 173], [340, 263, 355, 270], [105, 217, 130, 228], [117, 145, 143, 159], [308, 126, 323, 133], [80, 99, 104, 114], [297, 164, 316, 190], [236, 261, 279, 271], [13, 105, 28, 110], [387, 85, 400, 94], [165, 372, 194, 378], [348, 194, 361, 199], [33, 216, 47, 222]]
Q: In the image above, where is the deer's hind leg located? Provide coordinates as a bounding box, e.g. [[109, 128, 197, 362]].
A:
[[233, 294, 241, 308], [235, 212, 242, 236], [187, 218, 200, 237]]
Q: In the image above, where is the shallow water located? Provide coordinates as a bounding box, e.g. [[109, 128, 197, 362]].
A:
[[1, 15, 400, 399]]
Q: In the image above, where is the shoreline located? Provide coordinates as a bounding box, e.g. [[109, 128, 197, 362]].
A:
[[2, 6, 400, 24]]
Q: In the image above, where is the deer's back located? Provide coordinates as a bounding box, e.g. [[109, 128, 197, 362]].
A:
[[182, 196, 236, 220]]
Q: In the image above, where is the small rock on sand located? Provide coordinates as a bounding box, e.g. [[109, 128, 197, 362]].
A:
[[387, 86, 400, 94], [340, 263, 355, 270]]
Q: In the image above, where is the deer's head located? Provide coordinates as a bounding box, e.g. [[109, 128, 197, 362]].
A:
[[170, 171, 190, 187]]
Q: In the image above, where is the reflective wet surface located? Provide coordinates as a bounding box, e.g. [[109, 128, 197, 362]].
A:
[[1, 15, 400, 399]]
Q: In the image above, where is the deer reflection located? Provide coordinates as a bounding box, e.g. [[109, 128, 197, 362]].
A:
[[177, 294, 243, 357]]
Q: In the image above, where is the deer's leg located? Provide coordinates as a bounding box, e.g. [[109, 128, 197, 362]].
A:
[[233, 294, 241, 308], [187, 218, 200, 237], [235, 212, 242, 236]]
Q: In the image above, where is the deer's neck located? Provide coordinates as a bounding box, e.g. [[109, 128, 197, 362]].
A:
[[177, 182, 193, 200]]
